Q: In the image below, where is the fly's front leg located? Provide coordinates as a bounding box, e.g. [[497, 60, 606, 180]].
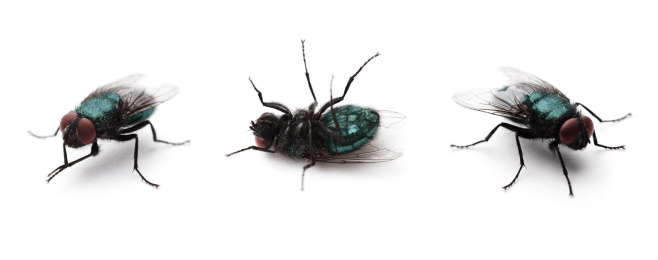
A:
[[226, 146, 275, 157], [592, 131, 625, 150], [555, 146, 574, 196], [112, 134, 158, 188], [301, 39, 318, 102], [47, 142, 99, 183], [29, 127, 59, 139], [576, 103, 631, 122], [248, 77, 292, 115]]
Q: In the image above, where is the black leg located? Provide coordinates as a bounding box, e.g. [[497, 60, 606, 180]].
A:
[[317, 52, 380, 115], [301, 126, 317, 191], [119, 120, 189, 145], [451, 123, 529, 148], [555, 146, 574, 196], [111, 134, 158, 188], [592, 131, 625, 150], [502, 134, 526, 191], [576, 103, 631, 123], [29, 127, 59, 138], [301, 39, 317, 103], [47, 142, 100, 183], [225, 146, 276, 157], [248, 77, 292, 115]]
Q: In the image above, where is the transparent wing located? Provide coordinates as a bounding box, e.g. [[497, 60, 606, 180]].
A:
[[452, 67, 566, 120], [318, 110, 405, 163], [89, 75, 180, 116], [318, 143, 403, 163], [499, 67, 564, 96]]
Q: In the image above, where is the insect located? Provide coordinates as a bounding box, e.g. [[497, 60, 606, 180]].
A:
[[451, 67, 631, 196], [226, 40, 404, 190], [29, 75, 189, 188]]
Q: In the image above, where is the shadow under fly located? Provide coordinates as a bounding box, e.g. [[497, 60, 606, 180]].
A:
[[451, 67, 630, 196], [226, 40, 404, 190], [29, 75, 189, 188]]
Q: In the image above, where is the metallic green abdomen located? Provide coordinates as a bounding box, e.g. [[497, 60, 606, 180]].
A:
[[75, 93, 121, 125], [320, 106, 379, 154], [523, 92, 571, 120], [124, 107, 156, 127]]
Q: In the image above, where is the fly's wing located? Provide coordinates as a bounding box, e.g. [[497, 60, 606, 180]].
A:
[[452, 67, 564, 120], [318, 110, 405, 163], [89, 75, 179, 117]]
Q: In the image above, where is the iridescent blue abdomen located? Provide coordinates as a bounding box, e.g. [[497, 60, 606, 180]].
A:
[[523, 92, 572, 121], [320, 105, 379, 154]]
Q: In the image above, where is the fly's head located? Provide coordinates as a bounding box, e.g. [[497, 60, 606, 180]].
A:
[[559, 115, 594, 150], [60, 112, 96, 148], [251, 112, 280, 150]]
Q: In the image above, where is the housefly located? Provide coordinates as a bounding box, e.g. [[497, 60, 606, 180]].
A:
[[226, 40, 404, 190], [451, 67, 630, 196], [29, 75, 189, 187]]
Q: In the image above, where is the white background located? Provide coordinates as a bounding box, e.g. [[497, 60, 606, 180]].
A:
[[1, 1, 656, 259]]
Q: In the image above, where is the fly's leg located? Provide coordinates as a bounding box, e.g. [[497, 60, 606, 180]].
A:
[[451, 123, 527, 148], [248, 77, 292, 115], [592, 131, 625, 150], [47, 142, 100, 183], [574, 103, 628, 149], [301, 39, 318, 102], [112, 134, 158, 188], [502, 133, 526, 191], [316, 51, 380, 115], [452, 123, 534, 191], [119, 120, 189, 145], [575, 103, 631, 122], [301, 124, 316, 191], [226, 146, 275, 157], [29, 127, 59, 138], [555, 146, 574, 196]]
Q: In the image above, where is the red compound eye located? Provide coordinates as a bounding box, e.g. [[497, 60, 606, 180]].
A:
[[560, 116, 595, 144], [60, 112, 78, 132], [255, 136, 266, 149], [77, 118, 96, 145]]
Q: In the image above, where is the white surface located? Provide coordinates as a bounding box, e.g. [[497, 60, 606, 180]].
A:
[[1, 1, 656, 259]]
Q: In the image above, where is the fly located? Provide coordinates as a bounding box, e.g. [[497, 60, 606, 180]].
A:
[[226, 40, 404, 190], [451, 67, 630, 196], [29, 75, 189, 188]]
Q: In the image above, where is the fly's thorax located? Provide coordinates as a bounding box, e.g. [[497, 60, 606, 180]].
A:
[[523, 92, 573, 121], [60, 112, 96, 148], [560, 115, 594, 150], [320, 105, 379, 154], [252, 112, 281, 149], [74, 92, 121, 125]]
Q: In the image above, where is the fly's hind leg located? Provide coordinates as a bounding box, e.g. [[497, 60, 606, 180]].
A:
[[452, 123, 534, 191]]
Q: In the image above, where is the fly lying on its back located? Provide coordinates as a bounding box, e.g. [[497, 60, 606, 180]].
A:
[[451, 67, 630, 196], [226, 40, 404, 190], [30, 75, 189, 187]]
